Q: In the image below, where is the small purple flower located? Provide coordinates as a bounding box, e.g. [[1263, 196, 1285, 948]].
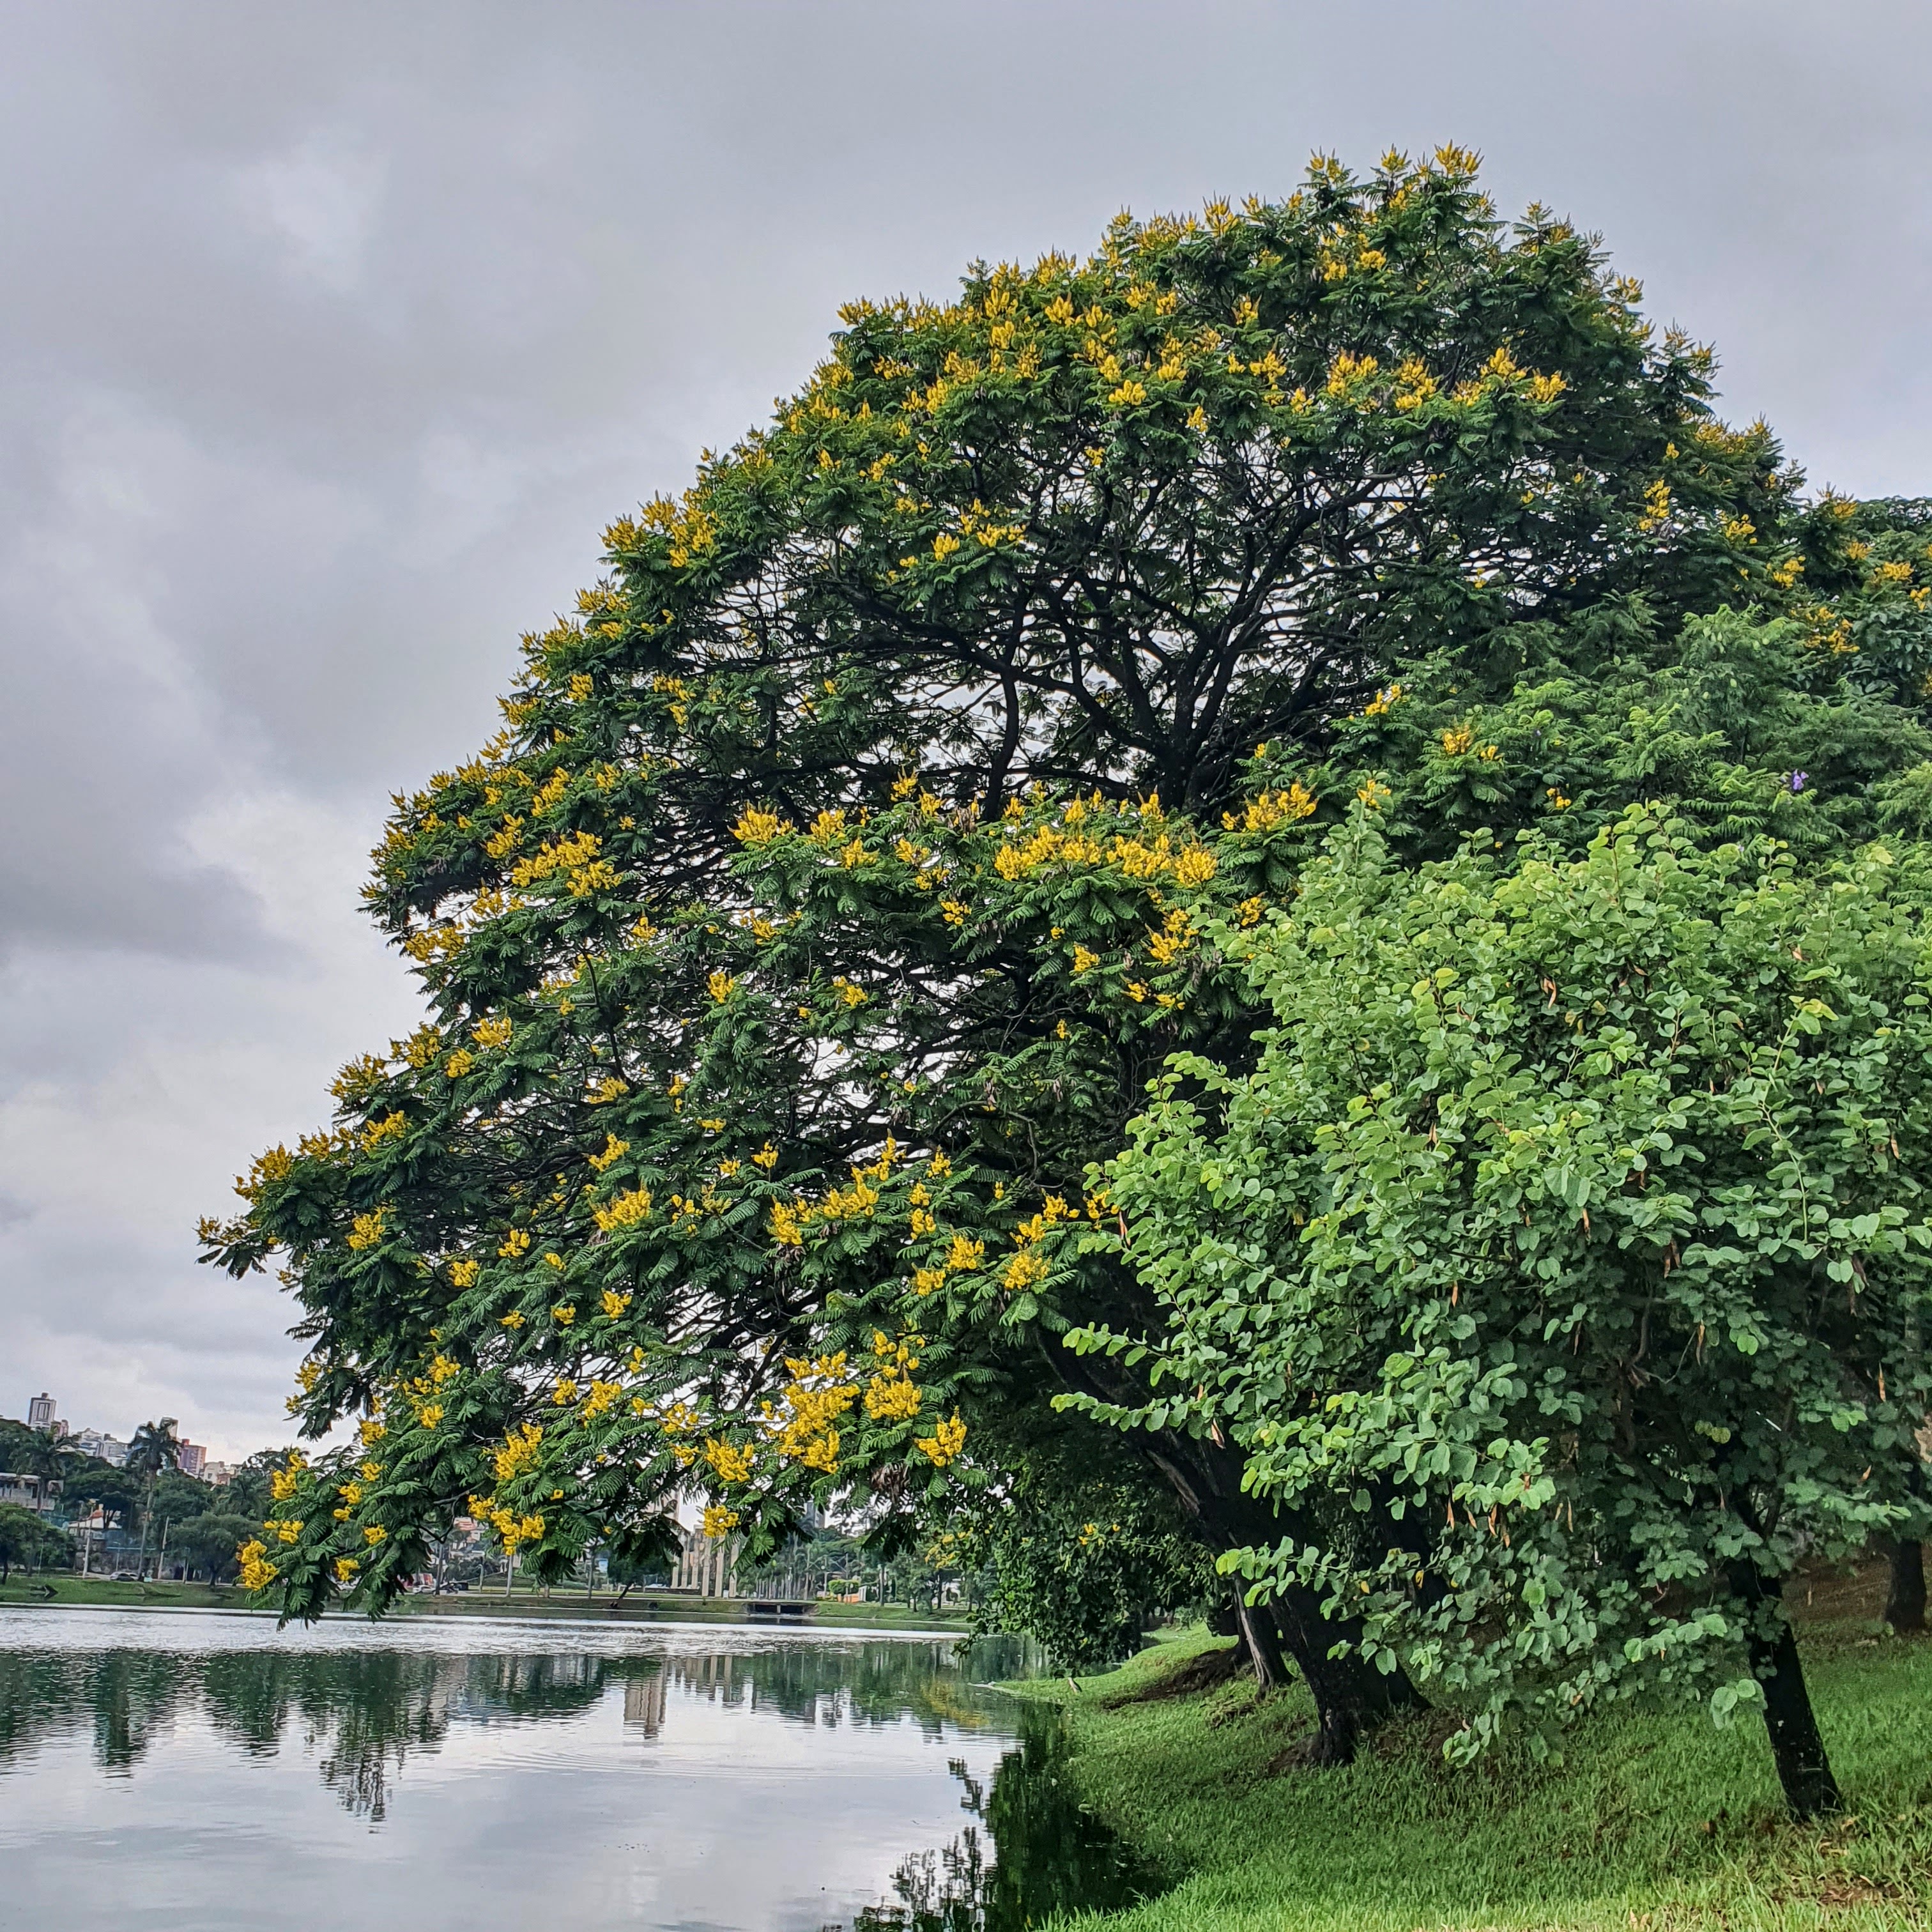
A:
[[1789, 770, 1808, 794]]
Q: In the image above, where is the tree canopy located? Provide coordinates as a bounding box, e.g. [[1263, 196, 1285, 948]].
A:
[[203, 150, 1932, 1770], [0, 1504, 68, 1583], [1084, 807, 1932, 1811]]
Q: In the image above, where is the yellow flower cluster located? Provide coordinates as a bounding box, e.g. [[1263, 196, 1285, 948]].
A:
[[509, 829, 616, 898], [477, 1505, 546, 1552], [494, 1422, 544, 1481], [915, 1413, 967, 1468], [237, 1540, 279, 1591], [1146, 908, 1194, 965], [1222, 782, 1317, 833], [989, 813, 1215, 891], [864, 1328, 925, 1422], [651, 672, 691, 730], [346, 1208, 387, 1252], [762, 1353, 857, 1472], [702, 1504, 740, 1539], [817, 1173, 880, 1222], [237, 1146, 295, 1204], [865, 1374, 923, 1420], [946, 1232, 985, 1273], [631, 485, 720, 564], [1003, 1249, 1048, 1292], [703, 1437, 756, 1483], [592, 1186, 654, 1232]]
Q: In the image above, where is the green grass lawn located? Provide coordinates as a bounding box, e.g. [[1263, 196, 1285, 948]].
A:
[[1011, 1563, 1931, 1932], [0, 1575, 249, 1613]]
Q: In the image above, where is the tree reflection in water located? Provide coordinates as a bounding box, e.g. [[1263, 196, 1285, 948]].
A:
[[836, 1705, 1162, 1932], [0, 1628, 1161, 1922], [0, 1636, 1004, 1820]]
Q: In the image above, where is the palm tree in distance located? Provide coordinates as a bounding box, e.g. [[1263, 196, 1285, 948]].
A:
[[127, 1418, 180, 1581], [13, 1425, 73, 1499]]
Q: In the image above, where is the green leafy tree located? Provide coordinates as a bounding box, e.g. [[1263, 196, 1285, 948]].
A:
[[151, 1469, 217, 1523], [59, 1459, 141, 1530], [167, 1514, 259, 1584], [203, 150, 1917, 1758], [1085, 806, 1932, 1816], [0, 1504, 69, 1583], [954, 1457, 1215, 1672]]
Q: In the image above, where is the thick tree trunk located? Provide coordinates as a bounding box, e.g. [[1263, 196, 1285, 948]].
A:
[[1048, 1331, 1423, 1760], [1733, 1563, 1841, 1819], [1264, 1581, 1420, 1763], [1754, 1617, 1842, 1818], [1142, 1436, 1423, 1759], [1234, 1596, 1289, 1691], [1884, 1539, 1926, 1634]]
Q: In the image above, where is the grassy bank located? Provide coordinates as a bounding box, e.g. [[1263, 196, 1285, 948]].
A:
[[0, 1575, 247, 1613], [1013, 1565, 1931, 1932], [0, 1572, 967, 1632]]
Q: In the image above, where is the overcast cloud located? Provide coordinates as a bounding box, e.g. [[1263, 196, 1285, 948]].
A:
[[4, 1, 1929, 1459]]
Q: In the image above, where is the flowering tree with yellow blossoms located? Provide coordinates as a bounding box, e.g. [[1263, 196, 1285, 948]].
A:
[[204, 148, 1930, 1759]]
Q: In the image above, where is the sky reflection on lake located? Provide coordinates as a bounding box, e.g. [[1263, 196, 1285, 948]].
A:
[[0, 1606, 1112, 1932]]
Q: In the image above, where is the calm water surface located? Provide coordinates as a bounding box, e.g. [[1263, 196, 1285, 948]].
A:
[[0, 1607, 1156, 1931]]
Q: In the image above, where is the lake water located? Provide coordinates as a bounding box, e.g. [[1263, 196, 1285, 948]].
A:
[[0, 1607, 1157, 1931]]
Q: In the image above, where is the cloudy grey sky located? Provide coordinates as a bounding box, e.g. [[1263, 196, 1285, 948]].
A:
[[4, 1, 1928, 1459]]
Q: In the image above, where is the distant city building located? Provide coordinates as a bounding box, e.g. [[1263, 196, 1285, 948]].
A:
[[26, 1393, 58, 1432], [672, 1525, 744, 1598], [176, 1442, 206, 1479], [70, 1429, 130, 1468], [204, 1461, 233, 1487], [0, 1472, 58, 1514]]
